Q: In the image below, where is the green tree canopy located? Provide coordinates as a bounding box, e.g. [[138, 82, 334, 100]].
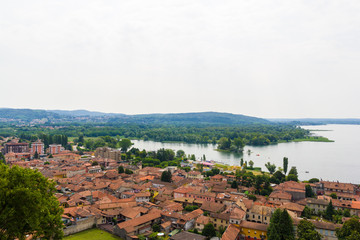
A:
[[283, 157, 288, 174], [330, 193, 338, 199], [231, 180, 238, 189], [309, 178, 320, 183], [118, 165, 124, 174], [217, 137, 231, 150], [305, 184, 315, 198], [325, 200, 335, 221], [288, 166, 298, 177], [249, 160, 254, 169], [161, 170, 172, 182], [267, 209, 295, 240], [0, 164, 63, 239], [202, 223, 216, 239], [297, 219, 322, 240], [301, 206, 312, 219], [265, 162, 276, 174], [336, 218, 360, 240], [119, 138, 132, 152]]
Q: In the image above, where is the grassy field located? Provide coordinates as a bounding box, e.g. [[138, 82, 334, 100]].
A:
[[64, 229, 122, 240]]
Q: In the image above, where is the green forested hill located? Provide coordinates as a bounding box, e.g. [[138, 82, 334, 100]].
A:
[[0, 108, 269, 125]]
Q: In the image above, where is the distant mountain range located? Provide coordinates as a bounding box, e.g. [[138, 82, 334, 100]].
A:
[[0, 108, 270, 125], [1, 108, 359, 125], [268, 118, 360, 125]]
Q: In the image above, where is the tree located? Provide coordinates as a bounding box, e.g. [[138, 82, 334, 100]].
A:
[[233, 137, 245, 151], [344, 209, 351, 217], [336, 218, 360, 239], [92, 160, 99, 166], [325, 200, 335, 221], [301, 206, 312, 219], [305, 184, 315, 198], [286, 174, 298, 182], [297, 219, 322, 240], [0, 152, 6, 165], [287, 166, 298, 182], [231, 180, 238, 189], [78, 134, 84, 144], [176, 149, 185, 158], [125, 168, 133, 174], [267, 209, 295, 240], [161, 170, 172, 182], [202, 223, 216, 239], [288, 166, 298, 176], [119, 138, 132, 152], [249, 160, 254, 169], [152, 223, 160, 232], [330, 193, 338, 199], [217, 137, 231, 150], [34, 151, 39, 159], [309, 178, 320, 183], [265, 162, 276, 174], [118, 166, 124, 174], [283, 157, 288, 174], [271, 171, 285, 184], [0, 164, 63, 239]]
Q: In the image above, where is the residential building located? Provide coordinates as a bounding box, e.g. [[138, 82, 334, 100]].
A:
[[31, 140, 44, 155], [4, 142, 29, 154], [49, 144, 62, 154]]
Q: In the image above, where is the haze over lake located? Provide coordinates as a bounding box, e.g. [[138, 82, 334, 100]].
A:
[[132, 124, 360, 183]]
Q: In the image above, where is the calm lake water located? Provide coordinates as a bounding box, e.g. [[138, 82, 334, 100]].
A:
[[131, 125, 360, 183]]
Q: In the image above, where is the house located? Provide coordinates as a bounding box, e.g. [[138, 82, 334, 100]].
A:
[[269, 191, 292, 203], [239, 220, 268, 240], [229, 208, 246, 225], [200, 201, 226, 214], [316, 181, 356, 196], [173, 187, 194, 199], [293, 218, 341, 240], [211, 174, 226, 182], [176, 209, 204, 230], [221, 224, 241, 240], [210, 212, 230, 230], [273, 181, 306, 201], [170, 231, 206, 240], [195, 215, 211, 232], [186, 190, 217, 202], [279, 202, 305, 217], [114, 212, 161, 240], [135, 192, 151, 203], [187, 171, 203, 179], [160, 221, 172, 234], [306, 198, 329, 214], [246, 205, 274, 225]]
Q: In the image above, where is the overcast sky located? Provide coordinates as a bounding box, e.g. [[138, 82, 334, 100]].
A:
[[1, 1, 360, 118]]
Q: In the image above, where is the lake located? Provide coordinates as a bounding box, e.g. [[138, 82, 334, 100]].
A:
[[131, 124, 360, 183]]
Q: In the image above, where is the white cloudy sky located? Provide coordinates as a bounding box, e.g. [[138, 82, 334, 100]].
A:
[[1, 0, 360, 118]]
